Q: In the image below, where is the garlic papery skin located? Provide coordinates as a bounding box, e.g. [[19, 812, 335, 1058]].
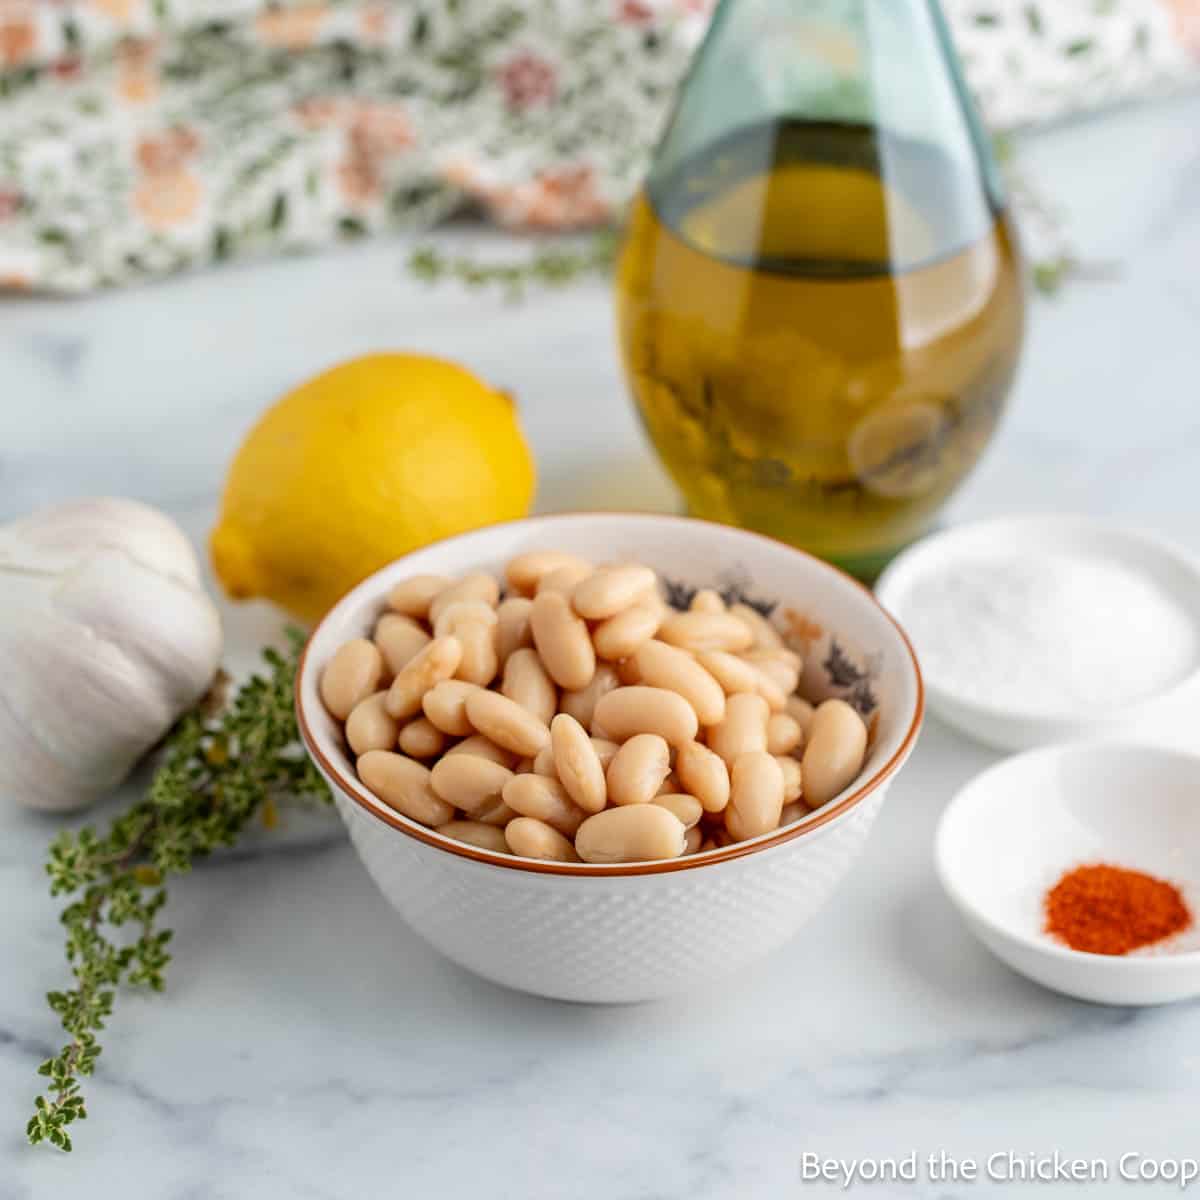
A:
[[0, 498, 223, 812]]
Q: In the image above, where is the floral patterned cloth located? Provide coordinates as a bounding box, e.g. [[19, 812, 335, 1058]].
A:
[[0, 0, 1196, 293]]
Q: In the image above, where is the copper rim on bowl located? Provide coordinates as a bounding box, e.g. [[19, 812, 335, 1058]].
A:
[[296, 512, 925, 877]]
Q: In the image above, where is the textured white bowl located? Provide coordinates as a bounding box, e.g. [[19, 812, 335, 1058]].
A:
[[937, 742, 1200, 1005], [875, 516, 1200, 752], [298, 514, 923, 1003]]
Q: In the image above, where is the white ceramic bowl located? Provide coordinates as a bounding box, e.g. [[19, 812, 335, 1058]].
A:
[[875, 516, 1200, 752], [297, 513, 923, 1003], [937, 742, 1200, 1006]]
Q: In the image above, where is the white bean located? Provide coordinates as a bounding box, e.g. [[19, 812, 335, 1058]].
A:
[[436, 820, 510, 854], [592, 601, 663, 661], [422, 680, 483, 736], [432, 600, 498, 638], [632, 640, 726, 726], [373, 614, 431, 676], [502, 773, 587, 836], [357, 751, 453, 827], [384, 636, 462, 720], [725, 751, 784, 841], [438, 610, 499, 688], [766, 712, 803, 756], [550, 713, 607, 814], [429, 573, 499, 626], [530, 590, 595, 691], [658, 611, 754, 653], [321, 638, 384, 721], [560, 664, 619, 728], [780, 801, 807, 827], [575, 806, 686, 864], [675, 740, 731, 814], [706, 692, 769, 766], [386, 573, 450, 619], [590, 737, 620, 770], [505, 817, 580, 862], [729, 603, 783, 649], [444, 734, 516, 767], [592, 687, 699, 746], [345, 692, 400, 756], [742, 649, 801, 695], [572, 564, 657, 620], [786, 696, 816, 736], [430, 753, 514, 812], [606, 733, 670, 807], [501, 647, 558, 726], [398, 717, 447, 759], [474, 797, 518, 826], [776, 755, 804, 803], [655, 772, 681, 797], [684, 825, 704, 854], [801, 699, 868, 808], [536, 562, 594, 596], [616, 656, 643, 686], [694, 650, 787, 711], [505, 552, 591, 596], [495, 596, 534, 663], [651, 792, 703, 829], [465, 688, 551, 757], [689, 589, 725, 614]]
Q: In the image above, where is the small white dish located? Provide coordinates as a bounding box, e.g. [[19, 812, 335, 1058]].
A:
[[936, 742, 1200, 1006], [875, 515, 1200, 751]]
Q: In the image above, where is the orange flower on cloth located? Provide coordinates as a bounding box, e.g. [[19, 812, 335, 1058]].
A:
[[291, 95, 342, 130], [132, 127, 204, 230], [616, 0, 657, 25], [0, 1, 36, 67], [256, 3, 328, 49], [496, 50, 557, 110], [90, 0, 137, 22], [336, 102, 416, 210], [359, 3, 389, 43], [0, 189, 22, 221], [448, 161, 611, 230], [1165, 0, 1200, 54], [116, 39, 159, 105]]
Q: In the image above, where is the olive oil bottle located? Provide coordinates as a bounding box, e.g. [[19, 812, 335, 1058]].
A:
[[616, 0, 1025, 576]]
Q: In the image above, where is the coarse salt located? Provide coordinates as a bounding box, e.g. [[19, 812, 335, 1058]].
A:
[[902, 551, 1198, 716]]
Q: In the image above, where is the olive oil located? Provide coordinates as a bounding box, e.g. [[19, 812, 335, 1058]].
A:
[[616, 119, 1024, 575]]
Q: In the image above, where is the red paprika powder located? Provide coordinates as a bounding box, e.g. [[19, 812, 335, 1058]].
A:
[[1045, 863, 1191, 956]]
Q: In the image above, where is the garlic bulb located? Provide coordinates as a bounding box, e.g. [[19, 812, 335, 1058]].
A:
[[0, 498, 223, 811]]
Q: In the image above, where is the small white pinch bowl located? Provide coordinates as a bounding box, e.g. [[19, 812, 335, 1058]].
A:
[[875, 516, 1200, 752], [937, 742, 1200, 1006], [298, 513, 923, 1004]]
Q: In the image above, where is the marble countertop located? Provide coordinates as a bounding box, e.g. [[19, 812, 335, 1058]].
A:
[[2, 93, 1200, 1198]]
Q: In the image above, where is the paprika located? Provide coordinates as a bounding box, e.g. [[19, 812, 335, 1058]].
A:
[[1045, 863, 1191, 956]]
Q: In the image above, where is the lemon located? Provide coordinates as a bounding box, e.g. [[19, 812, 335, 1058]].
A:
[[211, 353, 535, 621]]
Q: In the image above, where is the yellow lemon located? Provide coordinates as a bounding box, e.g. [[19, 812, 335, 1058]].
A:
[[211, 353, 535, 621]]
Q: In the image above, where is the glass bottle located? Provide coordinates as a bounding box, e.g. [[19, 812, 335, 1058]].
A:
[[615, 0, 1025, 578]]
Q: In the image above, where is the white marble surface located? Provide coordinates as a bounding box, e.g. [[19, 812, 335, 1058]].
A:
[[2, 92, 1200, 1196]]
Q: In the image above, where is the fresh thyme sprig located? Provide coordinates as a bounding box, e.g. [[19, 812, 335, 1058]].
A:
[[408, 229, 618, 300], [27, 629, 330, 1152]]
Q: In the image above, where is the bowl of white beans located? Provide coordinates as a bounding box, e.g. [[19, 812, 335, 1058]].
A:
[[297, 513, 923, 1003]]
